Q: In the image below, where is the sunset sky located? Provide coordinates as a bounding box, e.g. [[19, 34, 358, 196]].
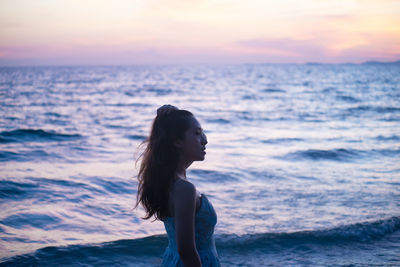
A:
[[1, 0, 399, 65]]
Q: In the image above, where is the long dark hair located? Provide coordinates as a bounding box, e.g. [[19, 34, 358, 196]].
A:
[[136, 106, 193, 220]]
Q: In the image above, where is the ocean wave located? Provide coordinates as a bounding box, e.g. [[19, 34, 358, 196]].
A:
[[0, 177, 133, 204], [262, 88, 285, 93], [372, 147, 400, 156], [142, 86, 173, 96], [335, 95, 360, 103], [374, 135, 400, 141], [0, 129, 82, 143], [346, 105, 400, 114], [261, 137, 304, 144], [62, 78, 105, 85], [218, 216, 400, 250], [380, 116, 400, 122], [125, 134, 147, 141], [283, 147, 400, 161], [206, 118, 230, 124], [43, 112, 64, 118], [0, 150, 58, 162], [283, 148, 361, 162], [1, 213, 62, 230], [101, 103, 151, 107], [0, 235, 167, 266], [0, 181, 39, 200], [1, 217, 398, 266]]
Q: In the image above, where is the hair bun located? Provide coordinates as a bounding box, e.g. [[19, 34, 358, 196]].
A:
[[157, 104, 179, 117]]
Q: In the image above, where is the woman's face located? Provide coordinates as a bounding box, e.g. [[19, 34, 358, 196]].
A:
[[178, 116, 208, 162]]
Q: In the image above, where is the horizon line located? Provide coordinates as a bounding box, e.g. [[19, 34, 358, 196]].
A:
[[1, 59, 399, 68]]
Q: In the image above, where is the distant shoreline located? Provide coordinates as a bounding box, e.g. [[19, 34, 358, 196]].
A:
[[0, 60, 399, 68], [305, 60, 400, 65]]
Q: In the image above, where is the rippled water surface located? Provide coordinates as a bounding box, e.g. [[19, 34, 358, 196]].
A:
[[1, 64, 399, 266]]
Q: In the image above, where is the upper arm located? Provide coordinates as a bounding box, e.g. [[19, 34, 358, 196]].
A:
[[173, 181, 197, 253]]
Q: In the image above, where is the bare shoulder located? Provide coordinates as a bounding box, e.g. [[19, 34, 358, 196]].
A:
[[173, 179, 196, 198], [170, 179, 199, 217]]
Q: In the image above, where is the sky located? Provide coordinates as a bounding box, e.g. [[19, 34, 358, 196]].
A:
[[0, 0, 399, 65]]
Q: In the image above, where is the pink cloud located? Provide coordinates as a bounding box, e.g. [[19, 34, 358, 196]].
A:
[[235, 38, 329, 62], [0, 44, 168, 65], [235, 37, 400, 63], [1, 37, 399, 65]]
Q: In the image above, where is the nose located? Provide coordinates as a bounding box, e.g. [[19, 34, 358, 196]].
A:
[[202, 132, 208, 145]]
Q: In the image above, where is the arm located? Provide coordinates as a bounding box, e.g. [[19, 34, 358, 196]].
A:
[[173, 181, 201, 267]]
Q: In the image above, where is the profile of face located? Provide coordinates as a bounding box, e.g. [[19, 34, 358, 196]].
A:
[[176, 116, 208, 163]]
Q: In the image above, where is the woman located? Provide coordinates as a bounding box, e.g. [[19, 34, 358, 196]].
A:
[[136, 105, 220, 267]]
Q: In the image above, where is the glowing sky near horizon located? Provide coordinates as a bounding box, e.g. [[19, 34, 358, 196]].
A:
[[0, 0, 399, 65]]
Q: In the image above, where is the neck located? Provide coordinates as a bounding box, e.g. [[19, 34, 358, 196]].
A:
[[176, 169, 186, 179], [176, 159, 193, 180]]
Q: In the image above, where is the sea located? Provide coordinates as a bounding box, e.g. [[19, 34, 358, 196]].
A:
[[0, 63, 399, 266]]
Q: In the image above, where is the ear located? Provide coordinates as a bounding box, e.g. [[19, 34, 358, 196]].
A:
[[174, 139, 183, 149]]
